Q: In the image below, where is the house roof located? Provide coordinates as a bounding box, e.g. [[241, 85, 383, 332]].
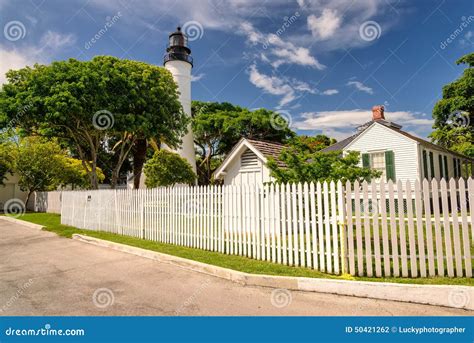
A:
[[245, 139, 286, 166], [321, 120, 473, 161], [214, 138, 286, 179]]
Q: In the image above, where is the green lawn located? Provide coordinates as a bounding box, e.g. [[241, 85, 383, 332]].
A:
[[9, 212, 473, 286]]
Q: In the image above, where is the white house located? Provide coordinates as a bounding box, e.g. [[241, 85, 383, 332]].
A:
[[0, 174, 28, 209], [214, 138, 285, 185], [321, 105, 474, 183], [215, 105, 473, 185]]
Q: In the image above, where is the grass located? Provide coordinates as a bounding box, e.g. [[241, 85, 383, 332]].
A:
[[9, 212, 474, 286]]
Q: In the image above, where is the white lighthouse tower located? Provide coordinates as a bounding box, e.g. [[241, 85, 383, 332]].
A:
[[163, 27, 197, 172]]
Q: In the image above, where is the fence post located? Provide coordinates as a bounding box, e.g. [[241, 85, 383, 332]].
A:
[[337, 181, 347, 275], [140, 189, 145, 239]]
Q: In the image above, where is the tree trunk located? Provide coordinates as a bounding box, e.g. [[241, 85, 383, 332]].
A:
[[25, 190, 33, 212], [133, 139, 148, 189]]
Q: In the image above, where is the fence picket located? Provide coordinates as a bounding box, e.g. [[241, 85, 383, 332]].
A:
[[370, 180, 382, 277], [414, 180, 427, 277], [405, 181, 418, 277], [422, 179, 435, 276], [353, 181, 363, 276], [458, 178, 472, 277], [345, 181, 355, 275], [449, 178, 463, 277], [362, 181, 373, 277], [440, 179, 454, 277]]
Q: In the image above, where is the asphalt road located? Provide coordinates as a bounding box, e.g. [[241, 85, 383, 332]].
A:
[[0, 218, 470, 316]]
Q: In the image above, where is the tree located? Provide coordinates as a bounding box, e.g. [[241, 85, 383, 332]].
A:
[[192, 101, 295, 184], [0, 142, 14, 185], [431, 52, 474, 157], [0, 56, 188, 189], [287, 135, 336, 154], [267, 148, 381, 184], [58, 157, 105, 189], [13, 137, 67, 204], [143, 150, 196, 187]]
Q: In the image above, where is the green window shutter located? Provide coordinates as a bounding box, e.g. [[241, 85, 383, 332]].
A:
[[422, 150, 428, 179], [362, 153, 370, 168], [444, 156, 448, 179], [438, 155, 443, 179], [429, 152, 435, 179], [453, 158, 457, 178], [457, 159, 462, 178], [385, 150, 395, 181]]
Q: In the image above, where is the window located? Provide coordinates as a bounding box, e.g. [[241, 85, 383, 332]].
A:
[[422, 150, 428, 179], [429, 151, 435, 179], [438, 155, 444, 179], [362, 150, 395, 181], [444, 156, 448, 179], [371, 152, 386, 180]]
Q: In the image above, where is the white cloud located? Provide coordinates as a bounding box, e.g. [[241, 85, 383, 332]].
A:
[[321, 89, 338, 95], [39, 31, 76, 50], [347, 80, 373, 94], [240, 22, 325, 70], [294, 108, 433, 139], [307, 8, 341, 40], [191, 73, 205, 82], [0, 48, 36, 84], [247, 65, 323, 106], [248, 64, 296, 106], [0, 31, 76, 84]]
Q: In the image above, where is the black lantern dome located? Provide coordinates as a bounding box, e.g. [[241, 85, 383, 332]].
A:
[[164, 26, 193, 66]]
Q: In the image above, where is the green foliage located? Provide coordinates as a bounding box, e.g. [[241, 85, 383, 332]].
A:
[[144, 150, 196, 187], [430, 52, 474, 157], [287, 135, 336, 154], [58, 157, 105, 189], [0, 56, 187, 188], [0, 132, 16, 185], [12, 137, 66, 202], [267, 148, 381, 184], [192, 101, 295, 184]]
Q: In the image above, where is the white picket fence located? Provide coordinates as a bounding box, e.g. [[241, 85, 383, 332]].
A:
[[32, 191, 62, 213], [59, 177, 474, 278]]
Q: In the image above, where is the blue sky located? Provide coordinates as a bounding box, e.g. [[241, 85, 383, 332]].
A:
[[1, 0, 473, 140]]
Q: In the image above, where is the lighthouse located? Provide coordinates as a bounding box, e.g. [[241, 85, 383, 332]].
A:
[[163, 27, 197, 172]]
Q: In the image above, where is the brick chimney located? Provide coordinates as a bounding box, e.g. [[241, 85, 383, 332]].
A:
[[372, 105, 385, 121]]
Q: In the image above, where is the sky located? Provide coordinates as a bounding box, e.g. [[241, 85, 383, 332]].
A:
[[0, 0, 473, 141]]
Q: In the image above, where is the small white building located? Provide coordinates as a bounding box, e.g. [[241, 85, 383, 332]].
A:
[[0, 173, 28, 210], [214, 138, 285, 185], [322, 105, 474, 183]]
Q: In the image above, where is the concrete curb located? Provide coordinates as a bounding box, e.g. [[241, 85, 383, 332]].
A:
[[72, 234, 473, 311], [0, 216, 44, 230]]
